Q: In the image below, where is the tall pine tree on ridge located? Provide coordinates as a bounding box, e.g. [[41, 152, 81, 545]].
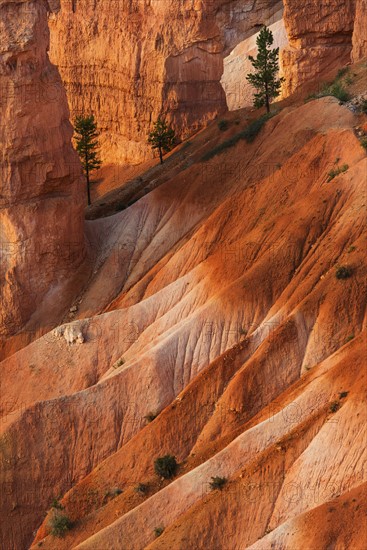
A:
[[246, 26, 285, 113]]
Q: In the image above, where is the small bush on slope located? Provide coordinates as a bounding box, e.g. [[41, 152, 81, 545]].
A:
[[306, 67, 351, 103], [135, 483, 149, 494], [202, 113, 273, 161], [335, 266, 353, 279], [327, 164, 349, 182], [48, 511, 73, 538], [154, 455, 178, 479], [218, 119, 229, 131], [209, 476, 227, 490], [50, 498, 64, 510]]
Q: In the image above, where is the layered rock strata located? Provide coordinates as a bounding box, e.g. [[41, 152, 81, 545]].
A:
[[0, 0, 86, 338], [48, 0, 283, 164], [281, 0, 357, 95]]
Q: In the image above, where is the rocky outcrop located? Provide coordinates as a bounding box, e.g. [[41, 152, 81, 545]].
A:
[[48, 0, 283, 165], [352, 0, 367, 62], [0, 0, 86, 339], [281, 0, 357, 95]]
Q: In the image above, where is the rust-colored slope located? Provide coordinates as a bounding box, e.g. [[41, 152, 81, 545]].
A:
[[34, 335, 366, 549], [248, 483, 367, 550], [0, 0, 87, 344], [1, 96, 366, 550]]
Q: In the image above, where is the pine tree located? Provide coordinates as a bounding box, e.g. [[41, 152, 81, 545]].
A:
[[74, 115, 102, 206], [148, 117, 175, 164], [246, 26, 285, 113]]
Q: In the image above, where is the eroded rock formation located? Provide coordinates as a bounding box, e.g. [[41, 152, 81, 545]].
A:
[[352, 0, 367, 62], [0, 0, 86, 339], [48, 0, 366, 165], [281, 0, 357, 95], [48, 0, 283, 164], [1, 2, 366, 549], [1, 92, 366, 549]]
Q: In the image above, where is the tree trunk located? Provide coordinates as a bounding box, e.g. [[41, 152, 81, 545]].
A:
[[159, 146, 163, 164], [265, 83, 270, 113], [86, 165, 91, 206]]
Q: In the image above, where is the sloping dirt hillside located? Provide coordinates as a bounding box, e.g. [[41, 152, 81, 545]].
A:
[[1, 89, 366, 550]]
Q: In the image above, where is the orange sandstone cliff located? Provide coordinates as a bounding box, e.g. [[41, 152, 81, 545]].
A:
[[48, 0, 367, 164], [0, 0, 86, 342], [352, 0, 367, 62], [281, 0, 358, 96], [48, 0, 284, 164]]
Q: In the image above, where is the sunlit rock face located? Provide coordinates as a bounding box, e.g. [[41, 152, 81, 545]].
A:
[[48, 0, 283, 165], [0, 0, 86, 338], [281, 0, 357, 96], [352, 0, 367, 62], [48, 0, 365, 164], [221, 9, 288, 111]]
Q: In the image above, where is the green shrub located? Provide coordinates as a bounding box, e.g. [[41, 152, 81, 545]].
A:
[[113, 357, 125, 369], [344, 334, 354, 343], [48, 511, 73, 538], [339, 391, 349, 399], [348, 245, 356, 253], [218, 119, 229, 131], [360, 99, 367, 114], [202, 113, 272, 161], [327, 164, 349, 182], [336, 67, 349, 79], [328, 82, 350, 102], [329, 401, 341, 413], [209, 476, 227, 491], [360, 137, 367, 150], [335, 266, 353, 279], [50, 498, 64, 510], [154, 455, 178, 479], [239, 113, 272, 142], [202, 135, 240, 161], [345, 75, 354, 85], [308, 80, 350, 103], [154, 527, 164, 537], [135, 483, 149, 494]]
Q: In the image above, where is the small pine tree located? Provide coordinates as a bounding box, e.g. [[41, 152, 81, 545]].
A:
[[74, 115, 102, 206], [148, 117, 175, 164], [246, 26, 285, 113]]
